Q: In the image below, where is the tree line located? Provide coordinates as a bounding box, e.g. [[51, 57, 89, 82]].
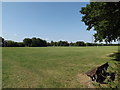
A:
[[0, 37, 119, 47]]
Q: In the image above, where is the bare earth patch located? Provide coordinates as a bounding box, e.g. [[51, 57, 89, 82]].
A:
[[76, 73, 95, 88]]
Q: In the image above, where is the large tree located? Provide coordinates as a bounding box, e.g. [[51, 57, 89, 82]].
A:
[[80, 2, 120, 43]]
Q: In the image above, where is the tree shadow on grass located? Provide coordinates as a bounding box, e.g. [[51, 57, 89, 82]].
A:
[[109, 52, 120, 61], [108, 46, 120, 88]]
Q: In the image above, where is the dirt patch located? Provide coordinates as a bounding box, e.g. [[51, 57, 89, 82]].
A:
[[76, 73, 96, 88]]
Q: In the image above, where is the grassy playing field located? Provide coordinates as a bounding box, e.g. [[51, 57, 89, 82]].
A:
[[2, 46, 118, 88]]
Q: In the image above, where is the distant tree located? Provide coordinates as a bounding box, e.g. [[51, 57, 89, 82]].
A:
[[92, 43, 98, 46], [97, 43, 103, 46], [51, 41, 54, 46], [75, 41, 86, 46], [23, 38, 32, 47], [47, 42, 51, 46], [86, 43, 93, 46], [57, 41, 61, 46], [62, 41, 69, 46], [5, 40, 18, 47], [40, 39, 47, 47], [17, 42, 25, 47], [0, 37, 4, 47], [69, 42, 75, 46], [31, 37, 38, 47], [31, 37, 47, 47], [54, 42, 58, 46], [0, 37, 2, 47], [57, 41, 69, 46], [50, 41, 58, 46]]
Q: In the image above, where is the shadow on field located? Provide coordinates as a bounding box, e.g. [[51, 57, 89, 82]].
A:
[[89, 45, 120, 89], [108, 46, 120, 88], [108, 52, 120, 61]]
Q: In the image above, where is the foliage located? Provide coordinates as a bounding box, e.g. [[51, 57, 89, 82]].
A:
[[57, 41, 69, 46], [75, 41, 86, 46], [23, 37, 47, 47], [4, 40, 18, 47], [0, 37, 4, 47], [23, 38, 32, 47], [80, 2, 120, 43], [17, 42, 25, 47], [1, 37, 120, 47], [31, 37, 47, 47]]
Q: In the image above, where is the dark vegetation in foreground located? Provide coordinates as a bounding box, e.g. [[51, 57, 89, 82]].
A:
[[0, 37, 119, 47]]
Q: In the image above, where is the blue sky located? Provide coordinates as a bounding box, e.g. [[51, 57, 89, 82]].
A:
[[2, 2, 97, 43], [0, 2, 2, 36]]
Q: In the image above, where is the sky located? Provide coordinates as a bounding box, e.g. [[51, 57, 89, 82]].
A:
[[2, 2, 97, 43], [0, 2, 2, 36]]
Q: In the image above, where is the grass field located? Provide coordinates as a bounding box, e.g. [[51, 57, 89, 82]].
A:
[[2, 46, 118, 88]]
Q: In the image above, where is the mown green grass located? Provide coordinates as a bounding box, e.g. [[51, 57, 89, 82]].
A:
[[2, 46, 118, 88], [0, 47, 2, 89]]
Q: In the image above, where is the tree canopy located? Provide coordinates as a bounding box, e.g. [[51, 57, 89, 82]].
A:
[[23, 38, 32, 47], [80, 2, 120, 43], [23, 37, 47, 47]]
